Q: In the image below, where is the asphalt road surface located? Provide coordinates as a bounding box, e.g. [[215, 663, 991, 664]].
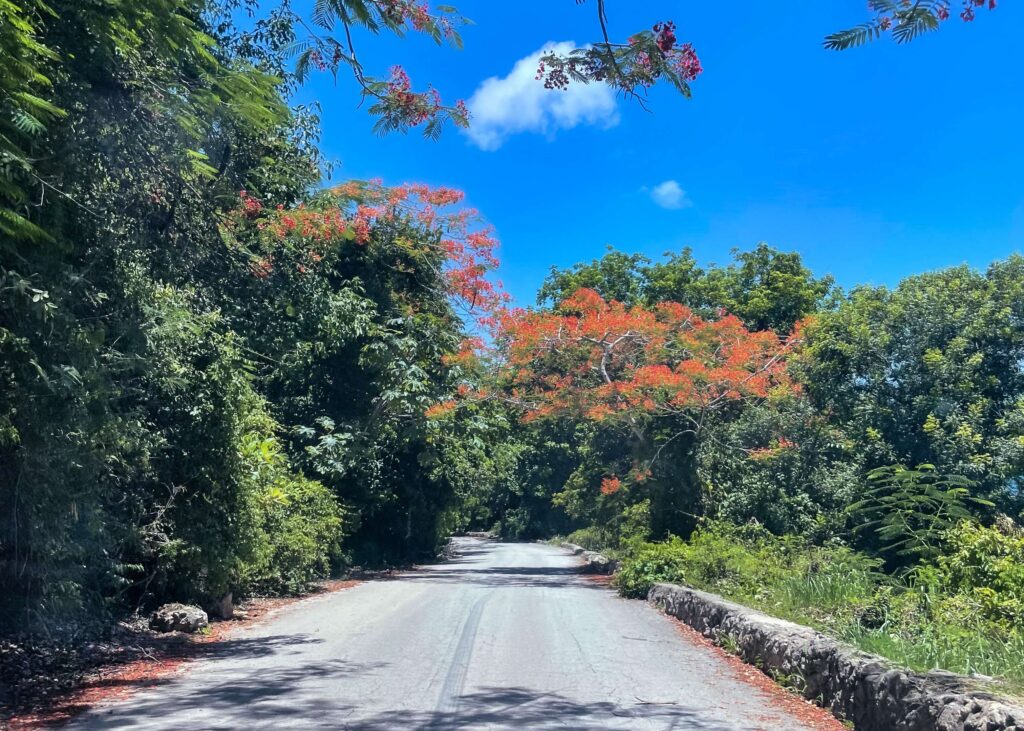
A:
[[70, 538, 825, 730]]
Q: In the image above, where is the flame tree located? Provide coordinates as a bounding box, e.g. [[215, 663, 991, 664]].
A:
[[493, 288, 801, 536]]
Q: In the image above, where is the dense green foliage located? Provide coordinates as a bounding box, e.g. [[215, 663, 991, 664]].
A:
[[801, 261, 1024, 508], [509, 248, 1024, 688], [510, 248, 1024, 552], [0, 0, 512, 629]]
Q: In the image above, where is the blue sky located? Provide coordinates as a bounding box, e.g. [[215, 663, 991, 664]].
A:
[[289, 1, 1024, 305]]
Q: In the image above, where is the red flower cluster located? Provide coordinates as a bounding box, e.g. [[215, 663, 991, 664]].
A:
[[960, 0, 997, 21], [230, 181, 507, 328], [384, 65, 466, 129], [876, 0, 995, 26], [667, 43, 702, 83], [536, 20, 701, 95], [239, 190, 262, 219], [379, 0, 456, 38], [386, 66, 434, 126], [653, 21, 677, 53]]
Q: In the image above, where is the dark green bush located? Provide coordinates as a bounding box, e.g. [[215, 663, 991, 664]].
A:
[[613, 537, 689, 598]]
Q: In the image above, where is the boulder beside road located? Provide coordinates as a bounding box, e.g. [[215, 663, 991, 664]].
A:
[[560, 543, 618, 574], [149, 603, 209, 634]]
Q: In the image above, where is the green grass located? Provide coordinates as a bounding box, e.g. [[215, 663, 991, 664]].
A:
[[615, 522, 1024, 696]]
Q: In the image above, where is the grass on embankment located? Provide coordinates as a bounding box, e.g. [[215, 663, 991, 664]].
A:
[[611, 522, 1024, 696]]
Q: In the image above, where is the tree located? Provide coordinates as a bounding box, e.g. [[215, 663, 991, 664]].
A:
[[537, 248, 651, 308], [801, 257, 1024, 513], [490, 288, 800, 537], [540, 244, 835, 333], [0, 0, 330, 621], [647, 244, 837, 333], [221, 180, 507, 563]]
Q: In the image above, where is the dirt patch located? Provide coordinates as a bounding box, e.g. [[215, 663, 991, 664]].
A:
[[2, 580, 359, 731], [666, 616, 847, 731]]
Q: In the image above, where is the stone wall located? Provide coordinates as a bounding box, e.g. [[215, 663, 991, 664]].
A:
[[648, 582, 1024, 731]]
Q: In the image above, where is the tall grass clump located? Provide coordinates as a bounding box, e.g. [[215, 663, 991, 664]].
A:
[[616, 520, 1024, 693]]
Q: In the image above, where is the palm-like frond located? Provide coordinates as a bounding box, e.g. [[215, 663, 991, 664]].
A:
[[891, 7, 941, 44], [824, 22, 884, 51]]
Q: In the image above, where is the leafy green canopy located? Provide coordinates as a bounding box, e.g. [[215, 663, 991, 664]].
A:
[[802, 257, 1024, 509], [0, 0, 511, 628], [538, 243, 836, 333]]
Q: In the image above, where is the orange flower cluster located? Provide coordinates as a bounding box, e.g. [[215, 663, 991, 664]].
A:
[[424, 400, 458, 420], [747, 437, 798, 461], [498, 288, 800, 429], [442, 337, 485, 368], [600, 476, 623, 495]]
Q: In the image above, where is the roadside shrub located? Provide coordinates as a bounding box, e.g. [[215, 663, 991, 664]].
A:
[[242, 469, 346, 597], [618, 499, 653, 544], [493, 507, 531, 540], [565, 526, 616, 552], [935, 520, 1024, 627], [613, 537, 688, 598], [615, 521, 879, 608], [230, 422, 346, 597]]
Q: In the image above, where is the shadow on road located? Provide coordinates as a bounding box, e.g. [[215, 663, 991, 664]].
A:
[[342, 686, 739, 730], [186, 633, 329, 661], [397, 563, 607, 591], [79, 653, 385, 729]]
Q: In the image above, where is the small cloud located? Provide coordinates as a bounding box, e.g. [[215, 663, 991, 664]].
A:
[[650, 180, 692, 210], [464, 42, 620, 151]]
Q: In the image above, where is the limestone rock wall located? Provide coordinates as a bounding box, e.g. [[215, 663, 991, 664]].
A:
[[648, 582, 1024, 731]]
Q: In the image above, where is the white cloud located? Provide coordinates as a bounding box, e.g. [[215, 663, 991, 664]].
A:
[[464, 42, 620, 151], [650, 180, 692, 210]]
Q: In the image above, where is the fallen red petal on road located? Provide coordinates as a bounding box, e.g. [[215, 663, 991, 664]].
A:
[[5, 580, 360, 731], [666, 615, 847, 731]]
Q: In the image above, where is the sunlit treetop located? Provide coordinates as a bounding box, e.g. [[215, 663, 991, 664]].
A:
[[494, 288, 802, 441], [224, 179, 508, 327]]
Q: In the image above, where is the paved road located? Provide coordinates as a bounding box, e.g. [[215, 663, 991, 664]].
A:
[[71, 538, 822, 730]]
